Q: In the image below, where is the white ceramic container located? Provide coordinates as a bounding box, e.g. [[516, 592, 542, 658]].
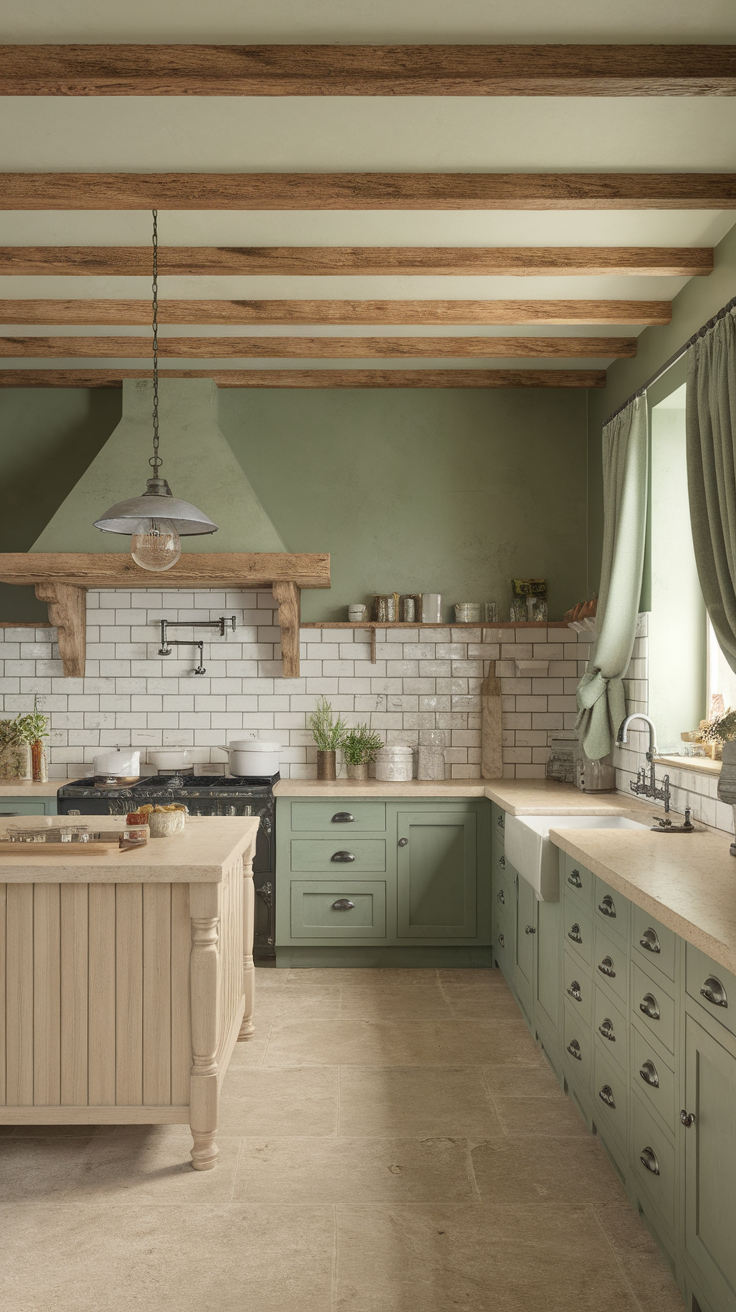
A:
[[147, 749, 193, 773], [93, 748, 141, 785], [375, 745, 414, 782], [218, 740, 281, 777], [420, 594, 442, 623]]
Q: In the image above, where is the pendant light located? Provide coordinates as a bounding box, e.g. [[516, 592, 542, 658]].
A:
[[93, 209, 218, 571]]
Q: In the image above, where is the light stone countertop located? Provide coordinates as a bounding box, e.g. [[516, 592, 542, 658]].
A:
[[275, 777, 638, 815], [550, 822, 736, 977], [0, 814, 259, 883], [0, 778, 77, 798]]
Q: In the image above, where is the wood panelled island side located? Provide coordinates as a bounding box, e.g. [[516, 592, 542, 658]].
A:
[[0, 815, 258, 1170]]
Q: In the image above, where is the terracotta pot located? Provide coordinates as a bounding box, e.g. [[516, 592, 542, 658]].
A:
[[316, 750, 337, 781], [346, 762, 369, 781]]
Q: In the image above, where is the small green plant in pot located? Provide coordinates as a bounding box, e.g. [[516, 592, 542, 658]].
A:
[[17, 697, 50, 783], [308, 696, 348, 781], [341, 724, 384, 781], [0, 715, 32, 781]]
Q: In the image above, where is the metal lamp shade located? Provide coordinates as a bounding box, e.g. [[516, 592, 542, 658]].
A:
[[94, 479, 218, 537]]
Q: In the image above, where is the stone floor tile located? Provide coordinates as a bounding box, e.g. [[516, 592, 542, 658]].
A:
[[233, 1135, 476, 1204], [0, 1134, 98, 1202], [335, 1203, 641, 1312], [340, 984, 453, 1019], [440, 983, 524, 1019], [226, 1023, 273, 1067], [0, 1202, 335, 1312], [219, 1064, 339, 1135], [594, 1203, 686, 1310], [492, 1094, 591, 1136], [483, 1063, 565, 1099], [471, 1133, 626, 1206], [264, 1017, 542, 1067], [339, 1066, 504, 1138]]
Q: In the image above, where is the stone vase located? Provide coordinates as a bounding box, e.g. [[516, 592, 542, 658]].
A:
[[346, 762, 369, 781], [316, 750, 337, 781]]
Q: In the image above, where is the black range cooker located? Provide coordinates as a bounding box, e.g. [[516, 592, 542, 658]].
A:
[[57, 773, 277, 958]]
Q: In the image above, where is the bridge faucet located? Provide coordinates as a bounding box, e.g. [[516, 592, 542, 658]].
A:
[[617, 713, 670, 814]]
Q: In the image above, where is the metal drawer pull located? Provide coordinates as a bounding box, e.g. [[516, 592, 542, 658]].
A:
[[567, 923, 583, 944], [680, 1109, 696, 1128], [639, 1060, 660, 1088], [639, 993, 660, 1021], [598, 1085, 616, 1109], [498, 853, 506, 870], [597, 956, 616, 979], [700, 975, 728, 1008], [331, 851, 356, 862], [331, 812, 355, 823], [497, 889, 505, 906], [639, 1147, 660, 1176], [525, 924, 536, 935], [567, 868, 583, 889], [331, 898, 355, 911], [639, 927, 661, 953], [566, 1039, 582, 1061], [498, 932, 505, 949], [567, 980, 583, 1002], [598, 1018, 616, 1041], [598, 894, 617, 918]]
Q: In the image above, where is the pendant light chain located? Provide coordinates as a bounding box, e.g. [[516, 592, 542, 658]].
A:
[[150, 208, 162, 478]]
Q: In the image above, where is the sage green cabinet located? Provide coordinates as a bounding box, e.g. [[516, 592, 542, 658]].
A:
[[396, 810, 477, 939], [276, 796, 490, 965], [0, 797, 56, 816], [514, 873, 536, 1000], [535, 898, 560, 1038], [683, 1009, 736, 1311]]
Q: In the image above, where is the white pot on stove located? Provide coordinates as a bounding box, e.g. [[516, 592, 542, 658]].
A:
[[93, 748, 141, 785], [217, 739, 281, 777]]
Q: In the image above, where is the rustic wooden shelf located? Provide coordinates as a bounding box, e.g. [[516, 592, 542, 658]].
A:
[[301, 619, 567, 663], [0, 552, 331, 679]]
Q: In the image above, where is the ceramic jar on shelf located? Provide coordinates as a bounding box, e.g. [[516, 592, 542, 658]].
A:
[[375, 745, 414, 782]]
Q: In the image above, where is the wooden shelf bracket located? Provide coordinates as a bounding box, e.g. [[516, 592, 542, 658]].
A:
[[34, 581, 86, 678]]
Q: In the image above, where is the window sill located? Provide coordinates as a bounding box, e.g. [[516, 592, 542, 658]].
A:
[[655, 754, 721, 777]]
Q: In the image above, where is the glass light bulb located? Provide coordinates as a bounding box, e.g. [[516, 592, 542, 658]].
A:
[[131, 519, 181, 572]]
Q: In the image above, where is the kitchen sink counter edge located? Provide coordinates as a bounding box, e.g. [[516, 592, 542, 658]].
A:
[[549, 820, 736, 977]]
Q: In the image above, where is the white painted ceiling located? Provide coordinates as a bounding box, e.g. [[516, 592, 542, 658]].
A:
[[3, 0, 736, 377]]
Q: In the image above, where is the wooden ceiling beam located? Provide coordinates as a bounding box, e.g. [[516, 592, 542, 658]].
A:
[[1, 173, 735, 211], [0, 368, 606, 389], [0, 300, 670, 326], [0, 246, 714, 277], [1, 44, 735, 96], [0, 334, 636, 359]]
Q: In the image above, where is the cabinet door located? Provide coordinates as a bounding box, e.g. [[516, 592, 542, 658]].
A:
[[515, 875, 536, 996], [684, 1012, 736, 1305], [535, 897, 560, 1036], [396, 810, 476, 939], [0, 799, 51, 816]]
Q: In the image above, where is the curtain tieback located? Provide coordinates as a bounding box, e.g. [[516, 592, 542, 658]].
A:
[[576, 669, 608, 714]]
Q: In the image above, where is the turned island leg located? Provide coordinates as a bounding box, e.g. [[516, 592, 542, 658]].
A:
[[239, 853, 256, 1040], [189, 885, 220, 1170]]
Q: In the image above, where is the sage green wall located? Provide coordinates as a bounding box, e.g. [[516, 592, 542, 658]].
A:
[[0, 385, 588, 623], [587, 219, 736, 592]]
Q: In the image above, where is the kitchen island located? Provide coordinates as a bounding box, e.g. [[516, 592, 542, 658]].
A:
[[0, 814, 258, 1170]]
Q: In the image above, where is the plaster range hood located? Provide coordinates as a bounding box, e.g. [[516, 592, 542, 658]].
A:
[[0, 379, 330, 678]]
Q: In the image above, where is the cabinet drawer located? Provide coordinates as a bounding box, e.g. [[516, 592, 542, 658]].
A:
[[492, 805, 505, 843], [0, 799, 50, 815], [632, 906, 676, 981], [494, 924, 512, 981], [289, 801, 386, 832], [594, 1047, 628, 1152], [563, 903, 593, 966], [290, 838, 386, 873], [563, 946, 593, 1026], [632, 962, 676, 1055], [593, 987, 628, 1076], [631, 1092, 676, 1233], [289, 880, 386, 939], [564, 1001, 592, 1090], [594, 878, 629, 945], [685, 943, 736, 1040], [593, 926, 629, 1010], [631, 1020, 676, 1132], [561, 853, 594, 907], [492, 844, 508, 881]]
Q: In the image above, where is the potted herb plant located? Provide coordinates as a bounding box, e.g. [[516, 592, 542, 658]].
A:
[[308, 696, 348, 781], [696, 709, 736, 760], [0, 714, 32, 781], [18, 697, 50, 783], [341, 723, 384, 781]]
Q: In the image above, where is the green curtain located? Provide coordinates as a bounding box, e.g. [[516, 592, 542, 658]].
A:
[[686, 312, 736, 675], [576, 395, 649, 760]]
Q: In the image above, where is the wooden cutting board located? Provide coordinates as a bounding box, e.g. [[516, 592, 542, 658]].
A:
[[0, 834, 146, 854], [480, 661, 504, 780]]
